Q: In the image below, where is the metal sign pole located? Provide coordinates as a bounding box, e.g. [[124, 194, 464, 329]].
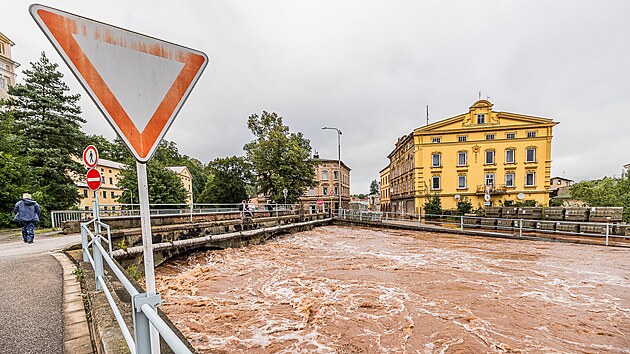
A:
[[136, 161, 160, 354]]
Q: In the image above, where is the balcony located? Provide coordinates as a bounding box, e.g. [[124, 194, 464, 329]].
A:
[[476, 184, 507, 195]]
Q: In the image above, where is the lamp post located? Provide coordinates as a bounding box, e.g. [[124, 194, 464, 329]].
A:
[[123, 188, 133, 211], [322, 126, 342, 216]]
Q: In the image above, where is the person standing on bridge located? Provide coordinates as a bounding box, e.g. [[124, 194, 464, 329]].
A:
[[14, 193, 41, 244]]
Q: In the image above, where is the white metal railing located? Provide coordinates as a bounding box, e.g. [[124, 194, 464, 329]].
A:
[[339, 210, 626, 246], [52, 203, 311, 229], [80, 218, 192, 354]]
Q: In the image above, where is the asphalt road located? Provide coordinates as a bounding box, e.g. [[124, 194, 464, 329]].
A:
[[0, 234, 80, 353]]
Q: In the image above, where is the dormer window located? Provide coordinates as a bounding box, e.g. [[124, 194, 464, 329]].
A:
[[476, 114, 486, 124]]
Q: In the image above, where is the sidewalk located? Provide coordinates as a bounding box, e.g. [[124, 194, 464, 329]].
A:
[[0, 233, 93, 353]]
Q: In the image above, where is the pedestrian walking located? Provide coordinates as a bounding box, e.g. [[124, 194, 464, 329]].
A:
[[14, 193, 41, 244]]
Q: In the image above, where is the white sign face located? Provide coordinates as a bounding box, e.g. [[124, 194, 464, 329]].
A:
[[30, 4, 208, 162]]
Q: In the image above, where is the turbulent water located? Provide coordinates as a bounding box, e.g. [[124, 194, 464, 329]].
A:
[[154, 226, 630, 353]]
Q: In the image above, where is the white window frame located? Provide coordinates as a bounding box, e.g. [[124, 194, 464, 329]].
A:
[[432, 153, 441, 167], [486, 133, 495, 140], [432, 137, 441, 144], [485, 150, 495, 164], [457, 151, 467, 166], [506, 132, 516, 139], [505, 149, 515, 164], [309, 187, 315, 196], [526, 148, 536, 163], [458, 136, 467, 142], [431, 176, 441, 190], [323, 186, 329, 195], [526, 172, 536, 186], [322, 170, 329, 180], [333, 170, 339, 180], [527, 131, 537, 138], [505, 173, 515, 187], [476, 114, 486, 124], [458, 175, 467, 189], [485, 173, 495, 186]]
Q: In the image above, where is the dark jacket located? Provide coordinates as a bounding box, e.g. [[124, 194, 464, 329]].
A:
[[14, 198, 41, 223]]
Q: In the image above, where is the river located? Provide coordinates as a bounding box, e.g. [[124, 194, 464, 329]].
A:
[[154, 226, 630, 353]]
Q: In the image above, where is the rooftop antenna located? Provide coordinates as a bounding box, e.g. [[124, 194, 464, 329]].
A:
[[487, 96, 491, 100], [426, 105, 429, 126], [478, 91, 481, 100]]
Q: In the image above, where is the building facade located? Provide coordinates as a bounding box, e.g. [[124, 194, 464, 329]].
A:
[[168, 166, 194, 204], [379, 165, 390, 212], [0, 32, 20, 100], [300, 158, 351, 211], [384, 100, 558, 213]]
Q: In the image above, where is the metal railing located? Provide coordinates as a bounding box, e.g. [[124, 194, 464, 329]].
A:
[[80, 218, 192, 354], [339, 211, 626, 246], [52, 203, 309, 229]]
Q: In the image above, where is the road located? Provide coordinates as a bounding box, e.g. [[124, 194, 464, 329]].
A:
[[0, 233, 81, 353]]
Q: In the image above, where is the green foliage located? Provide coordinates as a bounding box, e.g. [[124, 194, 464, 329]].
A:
[[87, 135, 131, 162], [126, 264, 142, 281], [0, 52, 87, 226], [423, 192, 442, 217], [116, 160, 188, 205], [198, 156, 251, 203], [570, 174, 630, 222], [353, 194, 367, 199], [456, 197, 473, 215], [369, 179, 380, 195], [73, 267, 84, 282], [549, 198, 564, 207], [243, 111, 317, 203]]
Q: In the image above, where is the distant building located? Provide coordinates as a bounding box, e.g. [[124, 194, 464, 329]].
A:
[[379, 165, 391, 212], [168, 166, 194, 204], [300, 156, 351, 212], [0, 32, 20, 100], [382, 100, 558, 213]]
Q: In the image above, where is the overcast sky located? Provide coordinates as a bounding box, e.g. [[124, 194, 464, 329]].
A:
[[5, 0, 630, 193]]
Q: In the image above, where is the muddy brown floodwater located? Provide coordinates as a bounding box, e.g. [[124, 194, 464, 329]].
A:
[[154, 226, 630, 353]]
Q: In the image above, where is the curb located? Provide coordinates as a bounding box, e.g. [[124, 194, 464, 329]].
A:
[[51, 252, 95, 354]]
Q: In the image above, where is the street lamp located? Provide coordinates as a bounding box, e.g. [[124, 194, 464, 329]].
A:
[[122, 188, 134, 211], [322, 126, 342, 216]]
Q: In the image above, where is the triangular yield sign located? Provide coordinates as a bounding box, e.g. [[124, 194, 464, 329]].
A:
[[30, 4, 208, 162]]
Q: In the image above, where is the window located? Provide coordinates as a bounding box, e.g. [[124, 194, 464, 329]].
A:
[[109, 170, 112, 173], [322, 171, 328, 180], [309, 187, 315, 196], [111, 191, 115, 198], [323, 187, 328, 195], [505, 173, 515, 187], [527, 131, 537, 138], [486, 134, 495, 140], [506, 133, 516, 139], [431, 176, 441, 190], [485, 150, 495, 164], [432, 137, 441, 144], [526, 172, 536, 186], [109, 177, 113, 184], [0, 76, 7, 90], [458, 175, 467, 189], [0, 43, 4, 54], [334, 171, 339, 180], [83, 189, 88, 197], [101, 176, 105, 184], [526, 148, 536, 162], [476, 114, 486, 124], [505, 149, 515, 164], [102, 191, 107, 198], [335, 187, 339, 195], [458, 136, 467, 142], [431, 153, 441, 167], [457, 151, 467, 166], [485, 173, 495, 186]]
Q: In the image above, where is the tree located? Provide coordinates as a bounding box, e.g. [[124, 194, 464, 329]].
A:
[[0, 111, 31, 227], [116, 160, 188, 205], [369, 179, 380, 195], [243, 111, 317, 203], [2, 52, 87, 214], [423, 187, 442, 217], [570, 174, 630, 222], [456, 197, 473, 215], [87, 135, 131, 162], [198, 156, 251, 203]]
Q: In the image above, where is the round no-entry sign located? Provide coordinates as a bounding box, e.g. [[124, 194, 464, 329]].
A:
[[86, 168, 102, 191], [83, 145, 99, 169], [317, 199, 324, 206]]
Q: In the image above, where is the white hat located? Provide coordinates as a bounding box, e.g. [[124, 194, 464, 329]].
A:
[[23, 193, 31, 199]]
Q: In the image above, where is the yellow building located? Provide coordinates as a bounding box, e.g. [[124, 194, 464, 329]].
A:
[[0, 32, 20, 100], [386, 100, 558, 213], [379, 165, 390, 212], [168, 166, 194, 204]]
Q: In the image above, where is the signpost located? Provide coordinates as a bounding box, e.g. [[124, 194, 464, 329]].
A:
[[283, 188, 288, 206], [86, 168, 102, 191], [31, 5, 208, 354]]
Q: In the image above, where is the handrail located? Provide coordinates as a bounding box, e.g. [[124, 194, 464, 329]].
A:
[[141, 304, 192, 354]]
